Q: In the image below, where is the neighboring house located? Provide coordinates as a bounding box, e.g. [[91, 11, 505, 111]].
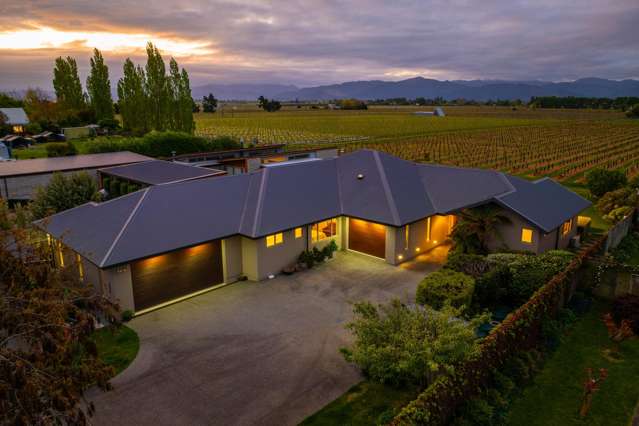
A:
[[0, 151, 152, 201], [0, 134, 33, 150], [414, 107, 445, 117], [0, 107, 29, 134], [32, 131, 66, 143], [172, 144, 338, 175], [98, 160, 226, 197], [39, 150, 591, 314]]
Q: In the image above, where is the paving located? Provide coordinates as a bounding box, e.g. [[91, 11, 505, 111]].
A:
[[88, 249, 445, 426]]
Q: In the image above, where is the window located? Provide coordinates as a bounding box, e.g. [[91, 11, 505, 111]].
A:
[[426, 217, 432, 241], [76, 254, 84, 280], [311, 218, 337, 243], [266, 232, 283, 247], [295, 227, 303, 239], [561, 219, 573, 236], [404, 224, 410, 250], [521, 228, 533, 244], [57, 242, 64, 267]]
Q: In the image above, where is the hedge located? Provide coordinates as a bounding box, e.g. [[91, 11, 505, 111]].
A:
[[390, 235, 607, 425], [416, 270, 475, 311]]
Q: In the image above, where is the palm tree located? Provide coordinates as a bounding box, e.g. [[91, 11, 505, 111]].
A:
[[450, 204, 511, 254]]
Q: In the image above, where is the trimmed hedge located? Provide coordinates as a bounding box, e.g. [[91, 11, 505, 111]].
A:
[[391, 236, 606, 425], [416, 270, 475, 311]]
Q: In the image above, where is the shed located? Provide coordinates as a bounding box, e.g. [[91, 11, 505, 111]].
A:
[[0, 108, 29, 134]]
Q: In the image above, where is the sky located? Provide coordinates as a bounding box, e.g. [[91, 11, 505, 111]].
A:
[[0, 0, 638, 91]]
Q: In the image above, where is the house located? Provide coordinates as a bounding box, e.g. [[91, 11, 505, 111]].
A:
[[0, 134, 33, 150], [172, 145, 338, 175], [0, 151, 152, 201], [98, 160, 226, 197], [0, 108, 29, 134], [32, 131, 66, 143], [39, 150, 591, 314], [414, 107, 445, 117]]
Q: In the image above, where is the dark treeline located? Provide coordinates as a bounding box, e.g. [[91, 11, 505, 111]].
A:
[[368, 97, 524, 107], [528, 96, 639, 110]]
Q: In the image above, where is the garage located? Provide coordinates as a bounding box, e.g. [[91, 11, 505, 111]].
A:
[[130, 241, 224, 311], [348, 218, 386, 258]]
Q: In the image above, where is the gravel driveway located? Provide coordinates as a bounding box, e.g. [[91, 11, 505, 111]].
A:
[[88, 250, 443, 426]]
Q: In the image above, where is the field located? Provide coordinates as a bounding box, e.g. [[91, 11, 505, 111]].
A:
[[195, 106, 639, 183]]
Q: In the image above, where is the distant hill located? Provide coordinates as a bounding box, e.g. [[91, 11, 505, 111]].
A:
[[194, 77, 639, 101]]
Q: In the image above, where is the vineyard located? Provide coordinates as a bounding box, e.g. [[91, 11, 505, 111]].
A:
[[194, 106, 639, 182]]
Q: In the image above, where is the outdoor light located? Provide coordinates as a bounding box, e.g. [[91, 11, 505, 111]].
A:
[[357, 173, 364, 180], [397, 254, 403, 260], [433, 240, 438, 244], [415, 247, 420, 252]]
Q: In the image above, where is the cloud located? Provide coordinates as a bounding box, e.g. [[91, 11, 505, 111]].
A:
[[0, 0, 638, 91]]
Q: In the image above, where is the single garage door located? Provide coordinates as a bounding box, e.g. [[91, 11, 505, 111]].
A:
[[130, 240, 224, 311], [348, 218, 386, 259]]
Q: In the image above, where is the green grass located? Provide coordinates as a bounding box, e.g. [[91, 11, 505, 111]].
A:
[[506, 302, 639, 426], [560, 182, 612, 232], [300, 381, 420, 426], [92, 325, 140, 375]]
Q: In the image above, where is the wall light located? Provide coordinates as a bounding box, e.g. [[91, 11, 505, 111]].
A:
[[397, 254, 403, 260], [433, 240, 438, 244], [415, 247, 421, 252]]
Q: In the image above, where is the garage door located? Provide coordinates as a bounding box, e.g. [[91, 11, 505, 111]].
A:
[[348, 218, 386, 258], [130, 241, 224, 311]]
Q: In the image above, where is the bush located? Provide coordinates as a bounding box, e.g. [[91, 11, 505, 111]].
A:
[[603, 206, 634, 223], [611, 232, 639, 264], [30, 172, 98, 219], [121, 310, 134, 322], [611, 294, 639, 334], [473, 264, 511, 309], [445, 252, 491, 278], [46, 142, 77, 157], [454, 398, 494, 426], [85, 131, 239, 157], [596, 187, 637, 215], [626, 103, 639, 118], [341, 300, 486, 386], [416, 269, 475, 311], [585, 168, 627, 198]]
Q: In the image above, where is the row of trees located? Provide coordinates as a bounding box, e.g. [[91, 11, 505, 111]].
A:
[[51, 43, 194, 135], [529, 96, 639, 111]]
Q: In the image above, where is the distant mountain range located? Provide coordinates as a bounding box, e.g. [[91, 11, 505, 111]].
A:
[[192, 77, 639, 101]]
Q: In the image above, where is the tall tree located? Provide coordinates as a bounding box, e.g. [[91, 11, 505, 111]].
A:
[[178, 66, 195, 133], [167, 58, 195, 133], [144, 42, 168, 131], [117, 59, 148, 134], [86, 49, 114, 122], [202, 93, 218, 113], [52, 56, 85, 110]]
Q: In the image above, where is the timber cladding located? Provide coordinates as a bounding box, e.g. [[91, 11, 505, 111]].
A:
[[348, 218, 386, 259], [130, 240, 224, 311]]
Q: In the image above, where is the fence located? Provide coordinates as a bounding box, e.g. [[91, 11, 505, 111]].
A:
[[603, 209, 636, 253]]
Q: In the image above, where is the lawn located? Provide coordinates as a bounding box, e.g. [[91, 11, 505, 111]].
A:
[[92, 325, 140, 375], [506, 302, 639, 426], [300, 381, 420, 426]]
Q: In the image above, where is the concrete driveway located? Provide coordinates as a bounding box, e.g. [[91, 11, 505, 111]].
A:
[[89, 250, 444, 426]]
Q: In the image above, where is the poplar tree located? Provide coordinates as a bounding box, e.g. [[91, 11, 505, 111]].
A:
[[144, 42, 168, 131], [117, 59, 148, 134], [86, 49, 114, 122], [52, 56, 85, 110], [168, 58, 195, 133]]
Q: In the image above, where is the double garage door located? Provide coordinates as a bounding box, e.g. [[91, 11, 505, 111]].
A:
[[130, 241, 224, 311], [348, 218, 386, 259]]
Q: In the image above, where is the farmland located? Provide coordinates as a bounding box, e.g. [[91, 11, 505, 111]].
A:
[[195, 106, 639, 183]]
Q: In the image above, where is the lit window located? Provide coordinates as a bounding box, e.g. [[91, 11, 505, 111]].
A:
[[561, 219, 572, 236], [57, 242, 64, 267], [426, 217, 432, 241], [405, 224, 410, 250], [266, 232, 284, 247], [521, 228, 533, 244], [311, 218, 337, 243], [295, 227, 303, 239], [76, 254, 84, 280]]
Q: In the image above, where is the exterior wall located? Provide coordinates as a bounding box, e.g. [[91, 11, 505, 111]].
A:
[[537, 229, 559, 253], [100, 265, 135, 312], [309, 217, 344, 251], [389, 215, 454, 264], [256, 227, 308, 280], [489, 209, 540, 253], [315, 148, 339, 160], [1, 168, 100, 201], [556, 215, 578, 250], [222, 236, 243, 282], [241, 236, 259, 281]]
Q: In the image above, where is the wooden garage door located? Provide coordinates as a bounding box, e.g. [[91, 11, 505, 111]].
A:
[[348, 218, 386, 259], [130, 241, 223, 311]]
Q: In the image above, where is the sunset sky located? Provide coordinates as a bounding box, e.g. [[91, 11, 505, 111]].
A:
[[0, 0, 638, 91]]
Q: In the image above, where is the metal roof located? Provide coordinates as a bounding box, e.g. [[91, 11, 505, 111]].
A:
[[0, 151, 152, 177], [0, 108, 29, 125], [40, 150, 591, 267], [99, 160, 225, 185]]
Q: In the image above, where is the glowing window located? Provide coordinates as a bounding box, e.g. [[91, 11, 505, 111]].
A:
[[266, 232, 283, 247], [295, 227, 303, 239], [76, 254, 84, 280], [521, 228, 533, 244], [426, 217, 432, 241], [311, 218, 337, 243], [404, 224, 410, 250], [57, 242, 64, 267], [561, 219, 573, 236]]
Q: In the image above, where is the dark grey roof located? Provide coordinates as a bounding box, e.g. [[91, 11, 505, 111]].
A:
[[496, 176, 591, 232], [40, 149, 591, 267], [99, 160, 225, 185], [0, 152, 152, 177], [0, 108, 29, 125]]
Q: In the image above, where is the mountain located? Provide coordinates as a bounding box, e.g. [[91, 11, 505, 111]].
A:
[[191, 83, 298, 101], [272, 77, 639, 101]]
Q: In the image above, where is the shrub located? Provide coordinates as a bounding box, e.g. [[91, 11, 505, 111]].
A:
[[626, 103, 639, 118], [454, 398, 493, 426], [596, 187, 638, 215], [585, 168, 627, 198], [121, 310, 134, 322], [445, 252, 491, 278], [46, 142, 77, 157], [604, 206, 634, 223], [416, 270, 475, 311], [611, 232, 639, 264], [30, 172, 98, 219], [322, 240, 338, 259], [612, 294, 639, 334], [341, 300, 486, 386], [473, 264, 511, 308]]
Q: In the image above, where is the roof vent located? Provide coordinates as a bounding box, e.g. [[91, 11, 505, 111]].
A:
[[357, 173, 364, 180]]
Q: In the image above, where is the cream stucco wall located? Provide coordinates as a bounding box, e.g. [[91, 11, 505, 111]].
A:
[[241, 236, 259, 281], [100, 265, 135, 312], [388, 215, 454, 265], [256, 227, 308, 280], [222, 236, 243, 282]]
